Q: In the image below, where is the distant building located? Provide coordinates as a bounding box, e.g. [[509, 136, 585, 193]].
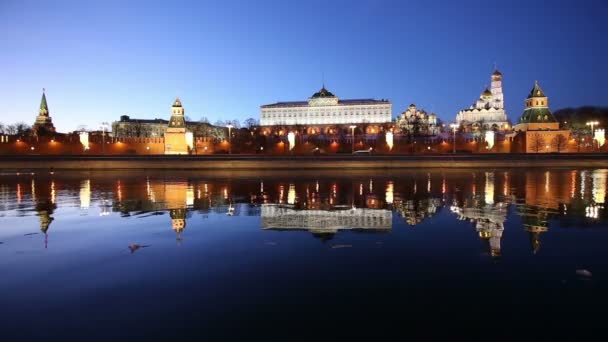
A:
[[511, 81, 570, 153], [260, 86, 392, 129], [395, 104, 438, 136], [111, 113, 224, 139], [456, 69, 509, 131], [33, 89, 56, 135]]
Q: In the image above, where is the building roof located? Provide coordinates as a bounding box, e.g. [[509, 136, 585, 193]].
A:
[[527, 81, 546, 98], [481, 87, 492, 97], [518, 107, 557, 124], [492, 69, 502, 77], [311, 86, 336, 98], [173, 97, 182, 107], [115, 117, 216, 126], [261, 98, 390, 108]]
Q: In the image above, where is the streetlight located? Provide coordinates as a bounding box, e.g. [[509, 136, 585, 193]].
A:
[[100, 122, 109, 154], [226, 124, 233, 154], [586, 120, 599, 151], [450, 123, 459, 154], [349, 125, 357, 153]]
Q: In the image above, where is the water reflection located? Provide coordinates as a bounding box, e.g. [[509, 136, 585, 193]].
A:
[[0, 169, 606, 255]]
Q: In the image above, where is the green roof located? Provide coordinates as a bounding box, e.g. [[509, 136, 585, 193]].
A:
[[39, 90, 49, 114], [311, 87, 336, 98], [518, 107, 557, 124], [168, 116, 186, 128], [527, 81, 546, 98]]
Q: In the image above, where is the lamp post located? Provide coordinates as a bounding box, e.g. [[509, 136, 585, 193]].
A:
[[349, 125, 357, 153], [586, 120, 599, 151], [450, 123, 458, 154], [100, 122, 109, 155], [226, 124, 233, 154]]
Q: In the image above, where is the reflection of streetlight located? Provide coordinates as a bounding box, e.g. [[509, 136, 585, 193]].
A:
[[226, 124, 233, 154], [450, 123, 458, 154], [587, 121, 600, 151], [349, 125, 357, 153]]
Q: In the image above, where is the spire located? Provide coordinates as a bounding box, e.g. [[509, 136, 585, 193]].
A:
[[322, 70, 325, 90], [527, 81, 546, 98], [39, 88, 49, 116], [492, 64, 502, 77], [172, 97, 182, 107]]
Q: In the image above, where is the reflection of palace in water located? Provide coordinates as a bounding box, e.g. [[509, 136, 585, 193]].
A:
[[261, 205, 392, 239], [1, 168, 606, 253]]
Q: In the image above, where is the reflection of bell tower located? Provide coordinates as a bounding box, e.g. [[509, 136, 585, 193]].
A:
[[526, 226, 548, 254], [170, 208, 187, 242]]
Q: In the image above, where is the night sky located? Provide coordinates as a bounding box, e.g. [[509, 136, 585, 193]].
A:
[[1, 0, 606, 132]]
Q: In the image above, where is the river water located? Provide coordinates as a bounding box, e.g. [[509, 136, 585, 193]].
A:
[[1, 169, 607, 339]]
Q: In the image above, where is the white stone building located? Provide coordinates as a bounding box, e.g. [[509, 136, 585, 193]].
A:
[[260, 86, 392, 126], [455, 69, 509, 130]]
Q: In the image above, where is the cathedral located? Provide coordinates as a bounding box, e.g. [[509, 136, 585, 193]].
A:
[[395, 103, 438, 136], [455, 69, 509, 131]]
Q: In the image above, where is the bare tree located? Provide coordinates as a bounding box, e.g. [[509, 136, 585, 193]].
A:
[[227, 119, 241, 129], [199, 117, 210, 124], [551, 134, 568, 152], [15, 122, 31, 135], [214, 120, 226, 127], [244, 118, 259, 129], [530, 133, 546, 153], [5, 124, 17, 135]]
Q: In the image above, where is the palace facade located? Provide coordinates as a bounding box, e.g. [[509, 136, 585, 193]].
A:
[[456, 69, 509, 130], [260, 86, 392, 127]]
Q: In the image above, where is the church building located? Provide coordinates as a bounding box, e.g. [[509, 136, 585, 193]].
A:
[[455, 69, 509, 131]]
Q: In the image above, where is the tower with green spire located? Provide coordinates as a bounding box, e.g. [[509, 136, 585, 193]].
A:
[[512, 81, 571, 153], [33, 88, 56, 134]]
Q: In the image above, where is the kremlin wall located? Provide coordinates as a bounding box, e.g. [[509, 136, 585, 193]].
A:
[[0, 69, 606, 158]]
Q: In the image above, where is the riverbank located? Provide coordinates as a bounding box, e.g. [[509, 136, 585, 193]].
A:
[[1, 154, 607, 170]]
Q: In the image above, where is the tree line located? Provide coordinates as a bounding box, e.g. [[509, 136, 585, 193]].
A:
[[0, 122, 32, 135]]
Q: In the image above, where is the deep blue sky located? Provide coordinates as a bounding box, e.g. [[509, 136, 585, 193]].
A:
[[1, 0, 606, 132]]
